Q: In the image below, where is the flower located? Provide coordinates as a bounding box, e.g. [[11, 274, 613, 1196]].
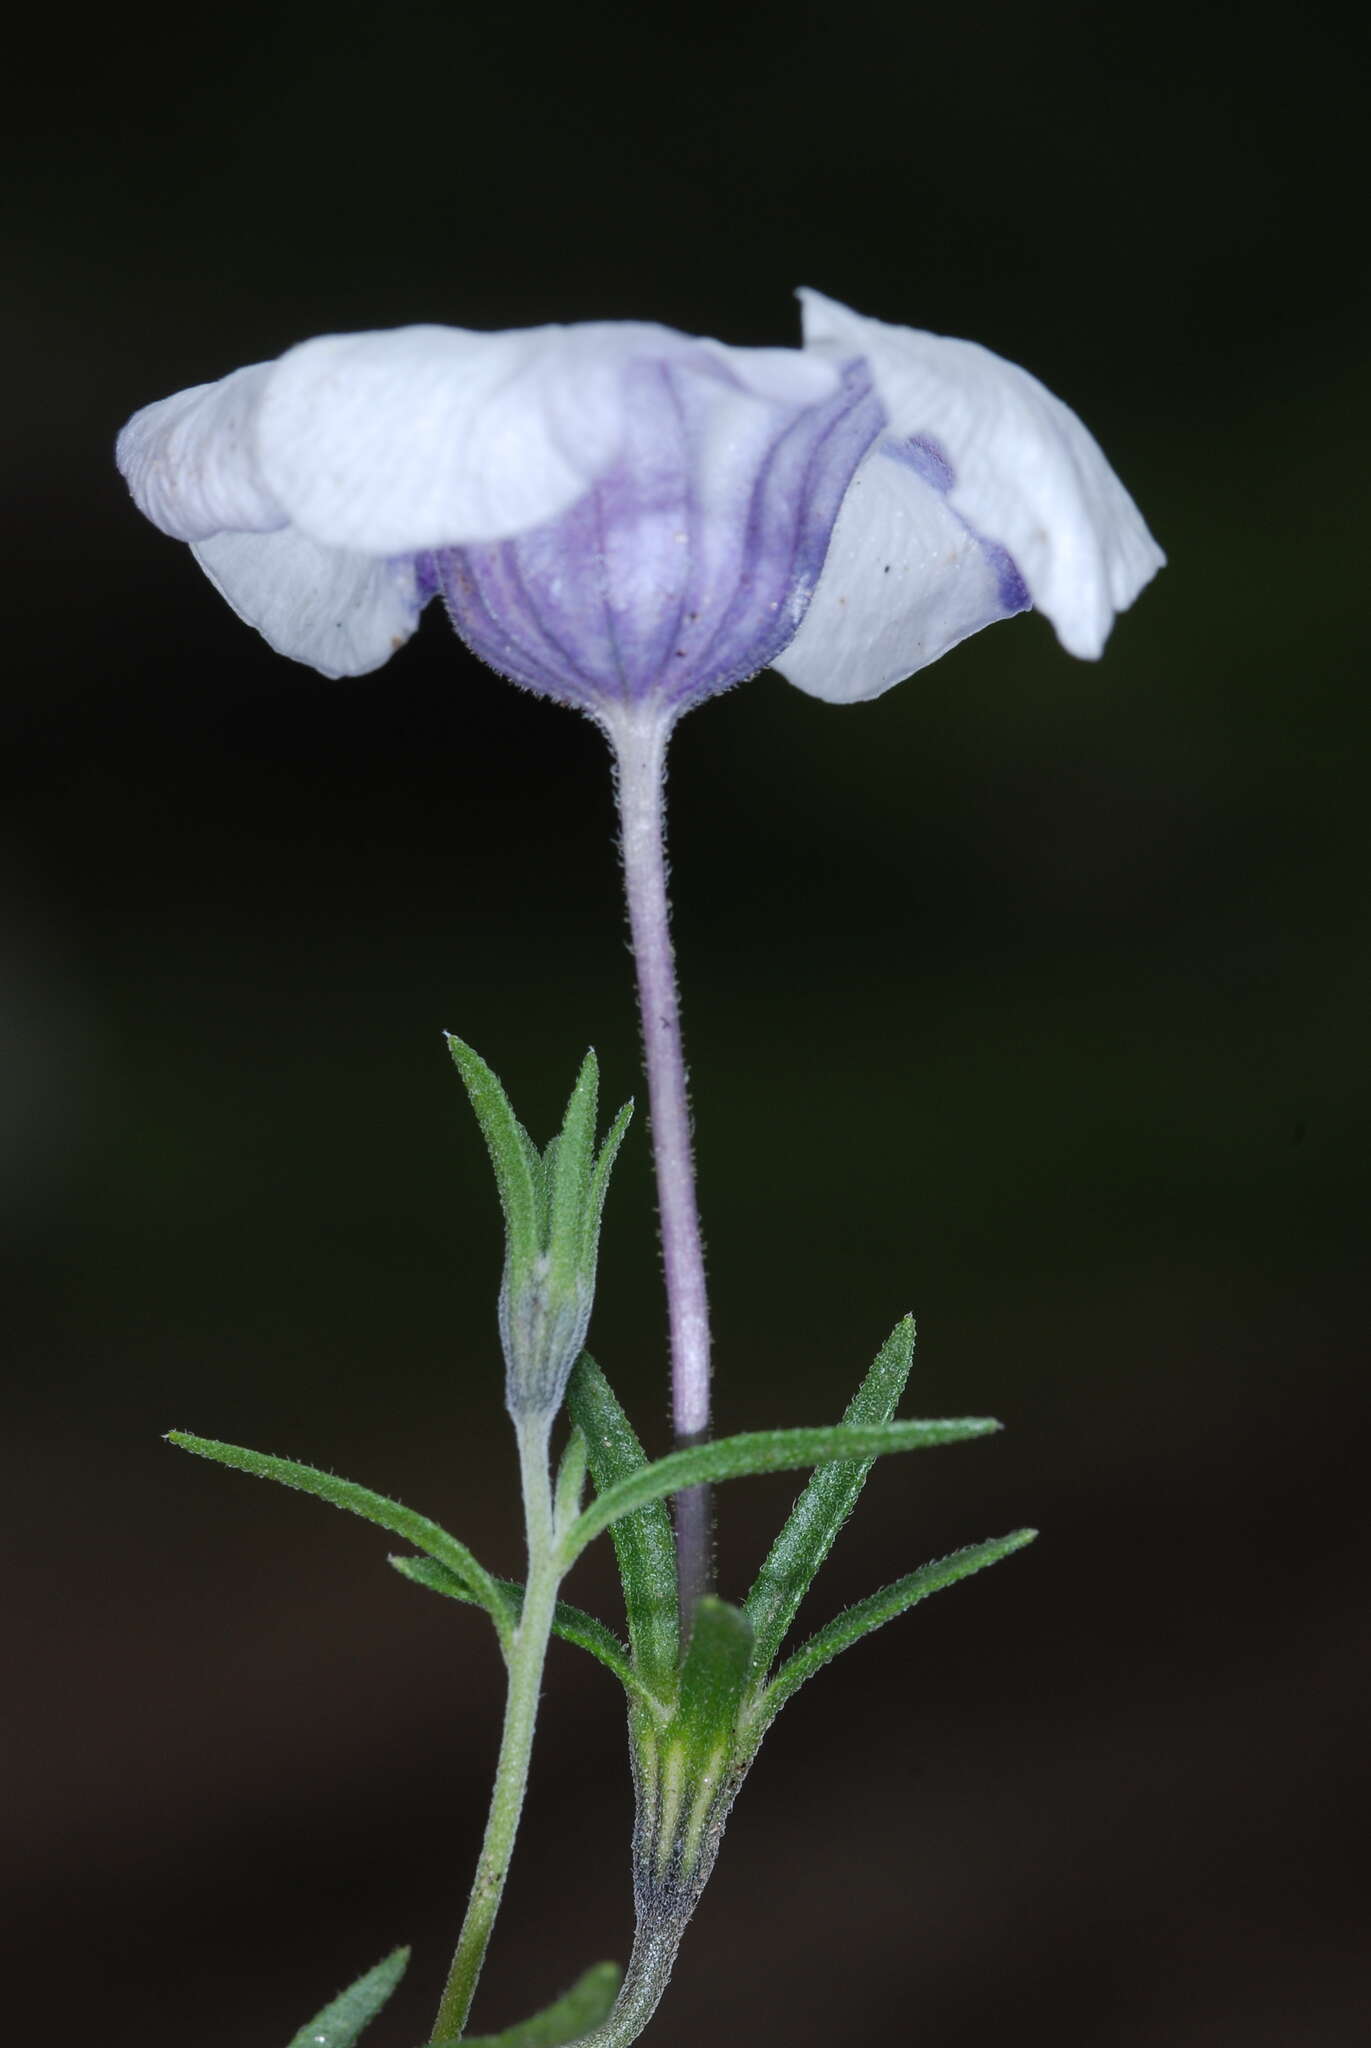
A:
[[116, 291, 1162, 718]]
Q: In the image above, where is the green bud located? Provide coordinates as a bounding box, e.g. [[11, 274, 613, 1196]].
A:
[[630, 1597, 756, 1938], [447, 1035, 632, 1424]]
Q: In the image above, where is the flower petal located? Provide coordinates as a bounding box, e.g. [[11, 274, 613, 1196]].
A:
[[191, 529, 427, 678], [438, 353, 881, 716], [116, 364, 284, 542], [796, 290, 1164, 662], [254, 323, 843, 556], [772, 437, 1030, 702]]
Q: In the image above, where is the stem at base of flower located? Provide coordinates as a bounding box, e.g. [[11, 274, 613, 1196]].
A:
[[605, 704, 714, 1625], [429, 1419, 558, 2045], [564, 1913, 688, 2048]]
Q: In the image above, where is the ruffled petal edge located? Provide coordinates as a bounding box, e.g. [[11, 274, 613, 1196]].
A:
[[798, 289, 1164, 661]]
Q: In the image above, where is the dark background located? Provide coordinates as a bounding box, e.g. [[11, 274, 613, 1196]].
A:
[[5, 3, 1366, 2042]]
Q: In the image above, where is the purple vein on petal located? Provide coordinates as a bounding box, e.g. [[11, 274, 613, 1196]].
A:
[[881, 432, 1031, 618]]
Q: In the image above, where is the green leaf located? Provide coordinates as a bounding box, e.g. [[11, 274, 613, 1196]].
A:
[[757, 1530, 1038, 1725], [168, 1432, 514, 1653], [584, 1097, 633, 1265], [446, 1034, 541, 1268], [287, 1946, 409, 2048], [566, 1354, 679, 1690], [388, 1554, 665, 1712], [546, 1050, 599, 1300], [744, 1315, 916, 1685], [553, 1425, 590, 1537], [562, 1416, 1001, 1567], [527, 1129, 553, 1241], [431, 1961, 622, 2047], [676, 1597, 754, 1763]]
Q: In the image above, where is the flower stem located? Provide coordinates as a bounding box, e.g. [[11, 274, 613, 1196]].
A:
[[429, 1421, 558, 2045], [563, 1914, 687, 2048], [606, 705, 713, 1624]]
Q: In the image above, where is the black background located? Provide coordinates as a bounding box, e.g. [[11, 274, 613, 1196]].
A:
[[5, 3, 1367, 2043]]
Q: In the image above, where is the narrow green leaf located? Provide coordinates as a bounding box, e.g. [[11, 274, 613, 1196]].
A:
[[388, 1555, 665, 1713], [168, 1432, 514, 1651], [546, 1049, 598, 1297], [553, 1424, 589, 1538], [526, 1128, 553, 1242], [562, 1417, 1001, 1566], [431, 1960, 622, 2047], [287, 1945, 409, 2048], [745, 1315, 916, 1684], [676, 1597, 754, 1762], [584, 1097, 634, 1263], [446, 1034, 540, 1265], [566, 1354, 679, 1689], [757, 1530, 1038, 1725]]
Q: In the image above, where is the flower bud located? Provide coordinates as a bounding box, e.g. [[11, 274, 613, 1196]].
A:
[[448, 1035, 632, 1424]]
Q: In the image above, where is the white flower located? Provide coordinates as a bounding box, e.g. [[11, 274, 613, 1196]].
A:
[[116, 293, 1163, 712]]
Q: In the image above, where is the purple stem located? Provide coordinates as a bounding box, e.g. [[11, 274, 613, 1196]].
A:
[[605, 703, 712, 1623]]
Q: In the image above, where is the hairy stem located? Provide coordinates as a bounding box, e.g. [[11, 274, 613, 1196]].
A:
[[605, 704, 713, 1624], [564, 1913, 688, 2048], [429, 1422, 559, 2043]]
